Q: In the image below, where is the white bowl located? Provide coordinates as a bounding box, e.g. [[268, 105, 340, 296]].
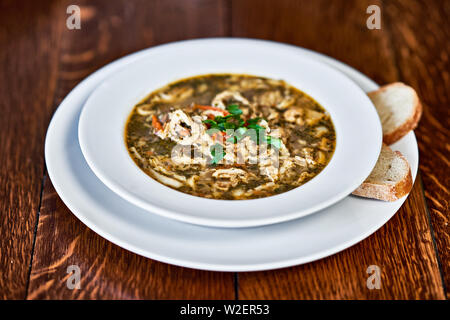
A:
[[78, 38, 382, 228]]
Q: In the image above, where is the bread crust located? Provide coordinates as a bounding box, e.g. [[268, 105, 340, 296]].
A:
[[354, 83, 419, 201], [352, 151, 413, 201], [383, 95, 422, 145], [368, 82, 423, 145]]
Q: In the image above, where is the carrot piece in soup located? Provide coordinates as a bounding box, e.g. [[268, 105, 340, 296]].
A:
[[152, 115, 163, 131]]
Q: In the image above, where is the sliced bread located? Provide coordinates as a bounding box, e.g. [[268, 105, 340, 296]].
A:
[[368, 82, 422, 145], [352, 144, 413, 201]]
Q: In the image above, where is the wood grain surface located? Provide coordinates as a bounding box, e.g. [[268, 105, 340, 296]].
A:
[[28, 177, 234, 299], [0, 0, 62, 299], [383, 0, 450, 298], [232, 0, 446, 300], [0, 0, 447, 299], [25, 0, 235, 300]]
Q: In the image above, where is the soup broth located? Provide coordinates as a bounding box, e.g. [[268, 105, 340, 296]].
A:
[[125, 74, 336, 199]]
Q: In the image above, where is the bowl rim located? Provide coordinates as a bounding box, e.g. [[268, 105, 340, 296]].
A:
[[78, 38, 382, 228]]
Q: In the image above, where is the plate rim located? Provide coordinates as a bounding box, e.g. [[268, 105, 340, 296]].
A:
[[45, 38, 418, 271]]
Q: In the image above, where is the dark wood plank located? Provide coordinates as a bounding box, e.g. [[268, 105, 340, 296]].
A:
[[28, 178, 234, 299], [232, 0, 445, 299], [383, 0, 450, 298], [27, 0, 234, 299], [231, 0, 399, 85], [239, 179, 444, 299], [0, 0, 63, 299]]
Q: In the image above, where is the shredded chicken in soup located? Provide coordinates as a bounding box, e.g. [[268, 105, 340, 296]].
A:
[[125, 74, 336, 199]]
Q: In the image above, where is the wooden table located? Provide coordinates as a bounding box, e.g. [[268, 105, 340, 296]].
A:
[[0, 0, 448, 300]]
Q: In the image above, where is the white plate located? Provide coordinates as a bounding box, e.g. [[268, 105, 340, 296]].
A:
[[45, 38, 418, 272], [78, 39, 382, 228]]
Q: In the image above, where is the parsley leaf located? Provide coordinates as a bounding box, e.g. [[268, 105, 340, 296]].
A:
[[246, 117, 261, 125], [210, 143, 226, 165], [227, 127, 248, 143], [226, 104, 243, 115], [266, 136, 282, 149], [202, 106, 279, 152], [202, 119, 217, 126]]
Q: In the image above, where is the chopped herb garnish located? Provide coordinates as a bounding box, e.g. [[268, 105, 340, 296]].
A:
[[247, 123, 263, 130], [204, 104, 282, 160], [223, 122, 236, 130], [246, 117, 261, 125], [214, 115, 232, 123], [210, 143, 226, 165], [202, 119, 217, 126], [227, 127, 248, 143], [266, 136, 282, 149], [226, 104, 243, 115]]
